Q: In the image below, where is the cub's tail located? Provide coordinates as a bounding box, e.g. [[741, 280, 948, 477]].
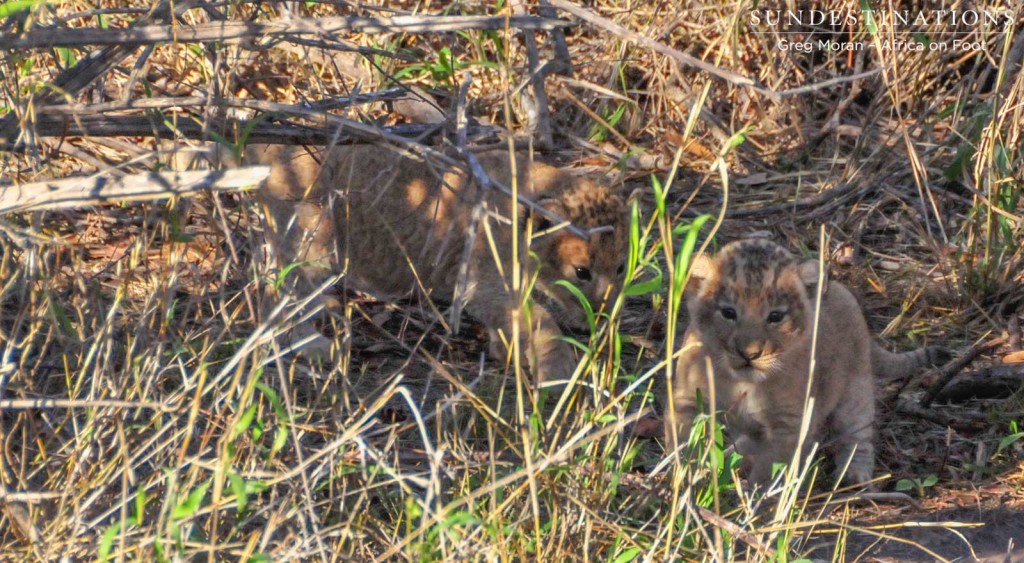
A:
[[872, 343, 950, 379]]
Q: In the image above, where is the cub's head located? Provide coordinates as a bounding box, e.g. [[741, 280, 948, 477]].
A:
[[688, 239, 825, 382], [527, 172, 631, 330]]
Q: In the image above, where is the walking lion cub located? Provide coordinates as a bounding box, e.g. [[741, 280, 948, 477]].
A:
[[253, 145, 631, 382], [668, 239, 947, 485]]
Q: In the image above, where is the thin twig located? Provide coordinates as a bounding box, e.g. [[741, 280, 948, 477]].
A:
[[1, 14, 573, 50], [511, 0, 554, 148], [774, 68, 885, 97], [450, 75, 485, 334], [0, 399, 174, 411]]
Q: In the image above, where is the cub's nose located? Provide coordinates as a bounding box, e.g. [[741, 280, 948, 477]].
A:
[[595, 275, 616, 304], [736, 342, 765, 363]]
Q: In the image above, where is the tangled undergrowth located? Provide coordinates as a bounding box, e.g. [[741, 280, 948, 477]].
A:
[[0, 1, 1022, 561]]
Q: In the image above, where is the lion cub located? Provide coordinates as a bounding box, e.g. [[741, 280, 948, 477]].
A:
[[668, 239, 946, 485], [253, 145, 630, 382]]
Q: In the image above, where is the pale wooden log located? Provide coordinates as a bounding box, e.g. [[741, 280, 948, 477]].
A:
[[0, 166, 270, 214]]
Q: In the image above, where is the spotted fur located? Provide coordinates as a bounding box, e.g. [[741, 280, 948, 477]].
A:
[[254, 145, 630, 382], [668, 239, 946, 486]]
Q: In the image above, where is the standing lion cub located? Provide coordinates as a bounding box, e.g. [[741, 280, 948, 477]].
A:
[[668, 239, 947, 485], [252, 144, 630, 382]]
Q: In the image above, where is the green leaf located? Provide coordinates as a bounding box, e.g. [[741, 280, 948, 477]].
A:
[[271, 424, 289, 456], [605, 103, 627, 128], [231, 404, 258, 441], [98, 517, 138, 562], [48, 296, 75, 336], [97, 521, 119, 562], [55, 46, 77, 66], [275, 261, 304, 290], [722, 126, 751, 154], [228, 472, 248, 513], [440, 510, 481, 531], [171, 480, 211, 520], [624, 275, 662, 297], [651, 174, 666, 218], [134, 484, 147, 522], [255, 382, 290, 458], [251, 418, 264, 441], [0, 0, 47, 19], [613, 547, 642, 563], [894, 479, 915, 492], [993, 144, 1011, 177], [922, 474, 938, 487], [555, 280, 595, 334], [997, 431, 1024, 453]]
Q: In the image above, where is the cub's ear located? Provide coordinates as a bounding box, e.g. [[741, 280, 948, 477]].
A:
[[682, 251, 716, 299], [688, 252, 714, 285], [797, 259, 830, 294], [527, 197, 568, 234]]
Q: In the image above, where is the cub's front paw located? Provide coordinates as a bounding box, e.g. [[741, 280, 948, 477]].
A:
[[534, 340, 579, 385]]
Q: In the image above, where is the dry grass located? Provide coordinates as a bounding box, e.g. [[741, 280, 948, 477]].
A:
[[1, 0, 1022, 561]]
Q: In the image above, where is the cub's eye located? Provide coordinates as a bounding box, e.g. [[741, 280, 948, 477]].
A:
[[616, 263, 626, 276], [574, 266, 593, 281], [767, 310, 786, 324], [719, 306, 737, 320]]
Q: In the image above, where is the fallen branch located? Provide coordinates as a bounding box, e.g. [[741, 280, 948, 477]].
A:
[[41, 89, 410, 117], [0, 167, 269, 214], [932, 363, 1024, 403], [920, 337, 1006, 408], [2, 14, 573, 50], [0, 114, 497, 152]]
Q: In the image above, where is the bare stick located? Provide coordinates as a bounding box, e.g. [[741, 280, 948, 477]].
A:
[[0, 166, 269, 214], [2, 15, 573, 50], [511, 0, 554, 148], [450, 76, 485, 333], [0, 399, 173, 411], [42, 89, 410, 117], [773, 68, 885, 97], [538, 0, 573, 76], [919, 337, 1006, 408]]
